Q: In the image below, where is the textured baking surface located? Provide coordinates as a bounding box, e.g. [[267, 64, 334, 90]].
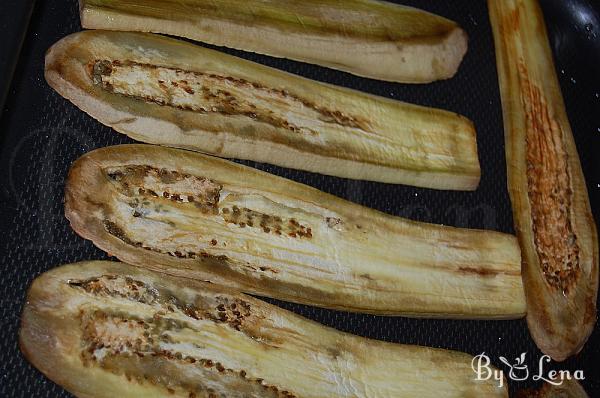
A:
[[0, 0, 598, 396]]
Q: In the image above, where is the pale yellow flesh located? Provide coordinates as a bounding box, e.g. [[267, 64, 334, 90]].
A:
[[20, 261, 509, 398], [488, 0, 599, 360], [79, 0, 468, 83], [65, 145, 526, 319], [45, 30, 480, 189]]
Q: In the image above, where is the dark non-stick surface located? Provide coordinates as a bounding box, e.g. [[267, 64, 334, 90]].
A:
[[0, 0, 35, 114], [0, 0, 598, 396]]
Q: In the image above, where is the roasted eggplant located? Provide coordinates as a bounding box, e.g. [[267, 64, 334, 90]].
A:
[[78, 0, 468, 83], [489, 0, 599, 360], [64, 144, 526, 318], [20, 261, 509, 398], [45, 30, 480, 190]]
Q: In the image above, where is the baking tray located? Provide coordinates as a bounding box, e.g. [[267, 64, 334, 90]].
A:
[[0, 0, 598, 396], [0, 0, 35, 114]]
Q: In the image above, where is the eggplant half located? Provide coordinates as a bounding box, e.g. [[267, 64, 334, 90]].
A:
[[45, 30, 480, 190], [64, 144, 525, 318], [489, 0, 599, 360], [78, 0, 468, 83], [20, 261, 508, 398]]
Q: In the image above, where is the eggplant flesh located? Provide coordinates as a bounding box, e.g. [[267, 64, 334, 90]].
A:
[[45, 30, 480, 190], [20, 261, 509, 398], [488, 0, 599, 361], [64, 144, 525, 319], [79, 0, 468, 83]]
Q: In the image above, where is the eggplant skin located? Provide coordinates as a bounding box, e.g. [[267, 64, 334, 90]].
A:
[[20, 261, 509, 398], [45, 30, 480, 190], [79, 0, 468, 84], [64, 144, 526, 319], [489, 0, 599, 361]]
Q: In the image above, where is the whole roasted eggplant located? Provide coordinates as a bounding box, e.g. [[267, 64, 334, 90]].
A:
[[489, 0, 599, 360], [78, 0, 468, 83], [45, 30, 480, 189], [64, 144, 526, 318], [20, 261, 509, 397]]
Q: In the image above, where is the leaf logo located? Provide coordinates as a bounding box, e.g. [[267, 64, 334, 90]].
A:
[[499, 353, 529, 381]]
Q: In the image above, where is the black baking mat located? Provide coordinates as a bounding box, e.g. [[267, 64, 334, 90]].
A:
[[0, 0, 598, 396]]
